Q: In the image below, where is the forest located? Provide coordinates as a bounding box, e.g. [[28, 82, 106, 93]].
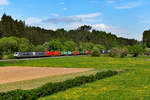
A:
[[143, 29, 150, 47], [0, 14, 148, 59], [0, 14, 138, 47]]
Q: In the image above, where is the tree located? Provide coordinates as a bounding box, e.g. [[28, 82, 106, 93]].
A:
[[77, 25, 92, 32], [63, 41, 77, 51], [143, 30, 150, 47], [46, 40, 63, 51], [128, 45, 145, 57], [0, 37, 18, 54], [0, 48, 3, 59], [17, 38, 31, 52], [81, 42, 95, 51], [34, 45, 45, 52], [94, 44, 106, 50], [0, 37, 31, 54], [0, 14, 139, 48], [91, 48, 100, 57], [109, 47, 128, 58]]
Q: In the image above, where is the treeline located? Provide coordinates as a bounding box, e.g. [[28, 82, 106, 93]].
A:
[[143, 29, 150, 47], [0, 36, 106, 59], [0, 14, 138, 49], [0, 36, 146, 59]]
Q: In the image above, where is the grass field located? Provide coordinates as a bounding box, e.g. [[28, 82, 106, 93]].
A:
[[0, 69, 98, 92], [0, 56, 150, 100]]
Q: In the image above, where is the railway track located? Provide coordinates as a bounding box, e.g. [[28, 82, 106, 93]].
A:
[[0, 55, 82, 62]]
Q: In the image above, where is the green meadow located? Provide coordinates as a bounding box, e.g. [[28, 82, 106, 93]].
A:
[[0, 56, 150, 100]]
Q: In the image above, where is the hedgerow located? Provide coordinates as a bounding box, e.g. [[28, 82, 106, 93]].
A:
[[0, 70, 119, 100]]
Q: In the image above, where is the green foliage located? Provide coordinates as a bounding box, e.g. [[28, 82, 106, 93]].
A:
[[128, 45, 145, 57], [0, 46, 3, 59], [81, 42, 95, 51], [17, 38, 30, 52], [0, 14, 138, 47], [119, 48, 128, 58], [1, 56, 150, 100], [94, 44, 106, 50], [92, 49, 100, 57], [45, 40, 63, 51], [2, 54, 14, 59], [77, 25, 92, 32], [109, 48, 120, 57], [63, 41, 77, 51], [0, 37, 31, 55], [109, 47, 128, 58], [34, 45, 45, 52], [143, 30, 150, 47], [0, 51, 2, 59], [0, 70, 118, 100], [0, 37, 18, 54]]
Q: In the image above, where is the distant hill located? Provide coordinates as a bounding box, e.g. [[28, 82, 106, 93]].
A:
[[0, 14, 138, 48]]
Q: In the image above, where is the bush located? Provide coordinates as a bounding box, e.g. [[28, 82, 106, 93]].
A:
[[63, 41, 77, 51], [94, 44, 106, 50], [44, 40, 63, 51], [0, 70, 119, 100], [109, 48, 120, 57], [2, 54, 14, 59], [128, 45, 145, 57], [81, 42, 95, 51], [0, 37, 31, 55], [109, 48, 128, 58], [92, 49, 100, 57], [120, 48, 128, 58], [34, 45, 45, 52]]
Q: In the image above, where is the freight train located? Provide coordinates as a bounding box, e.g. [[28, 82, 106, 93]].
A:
[[14, 50, 110, 58], [14, 51, 90, 58]]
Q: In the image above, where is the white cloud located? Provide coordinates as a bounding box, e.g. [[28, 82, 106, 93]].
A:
[[62, 8, 67, 10], [107, 1, 115, 4], [64, 23, 84, 30], [0, 0, 9, 5], [92, 24, 109, 30], [74, 12, 102, 18], [51, 13, 59, 17], [139, 19, 150, 24], [25, 13, 137, 40], [64, 23, 121, 35], [59, 2, 64, 5], [64, 23, 110, 31], [0, 7, 4, 10], [26, 17, 42, 25], [137, 15, 150, 25], [25, 16, 138, 40], [115, 2, 140, 9], [42, 12, 102, 24], [25, 12, 102, 25]]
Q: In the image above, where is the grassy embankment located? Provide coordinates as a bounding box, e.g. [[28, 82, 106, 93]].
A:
[[0, 56, 150, 100], [0, 69, 98, 92]]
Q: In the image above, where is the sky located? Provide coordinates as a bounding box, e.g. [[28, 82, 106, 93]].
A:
[[0, 0, 150, 40]]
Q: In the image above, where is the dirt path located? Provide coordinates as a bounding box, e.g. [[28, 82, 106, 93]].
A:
[[0, 67, 91, 84]]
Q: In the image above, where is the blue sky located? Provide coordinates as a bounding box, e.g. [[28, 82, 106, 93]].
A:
[[0, 0, 150, 40]]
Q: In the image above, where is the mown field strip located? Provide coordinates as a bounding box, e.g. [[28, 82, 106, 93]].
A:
[[0, 66, 92, 84], [0, 69, 98, 92], [0, 70, 120, 100]]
